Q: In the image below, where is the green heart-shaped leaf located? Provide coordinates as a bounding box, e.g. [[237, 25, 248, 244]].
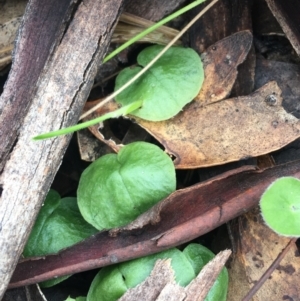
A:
[[24, 190, 98, 287], [115, 45, 204, 121], [260, 177, 300, 237], [77, 141, 176, 230]]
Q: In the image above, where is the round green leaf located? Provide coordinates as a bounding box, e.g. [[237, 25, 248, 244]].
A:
[[115, 45, 204, 121], [183, 244, 229, 301], [260, 177, 300, 237], [23, 190, 98, 287], [77, 141, 176, 230], [87, 248, 195, 301]]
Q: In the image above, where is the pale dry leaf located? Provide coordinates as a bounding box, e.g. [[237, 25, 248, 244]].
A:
[[0, 0, 27, 69], [197, 30, 252, 105], [227, 208, 300, 301], [137, 81, 300, 168]]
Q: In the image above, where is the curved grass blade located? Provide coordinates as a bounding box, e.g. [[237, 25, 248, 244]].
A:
[[33, 100, 143, 140]]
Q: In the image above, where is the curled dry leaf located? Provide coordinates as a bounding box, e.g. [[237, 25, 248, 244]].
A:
[[83, 99, 123, 152], [196, 30, 253, 105], [264, 0, 300, 56]]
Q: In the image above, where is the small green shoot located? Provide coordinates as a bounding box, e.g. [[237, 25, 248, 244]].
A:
[[260, 177, 300, 237], [33, 100, 142, 140]]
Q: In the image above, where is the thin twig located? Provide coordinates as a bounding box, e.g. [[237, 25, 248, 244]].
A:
[[242, 238, 297, 301], [79, 0, 219, 120]]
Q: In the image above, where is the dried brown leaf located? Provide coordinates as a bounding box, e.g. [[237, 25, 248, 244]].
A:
[[228, 209, 300, 301], [137, 81, 300, 168], [196, 31, 253, 105]]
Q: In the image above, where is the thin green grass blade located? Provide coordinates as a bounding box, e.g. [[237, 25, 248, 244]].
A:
[[103, 0, 206, 62], [33, 100, 142, 140]]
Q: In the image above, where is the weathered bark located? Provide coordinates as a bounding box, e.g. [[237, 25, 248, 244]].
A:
[[0, 0, 124, 298], [0, 0, 76, 171], [124, 0, 187, 21], [265, 0, 300, 56]]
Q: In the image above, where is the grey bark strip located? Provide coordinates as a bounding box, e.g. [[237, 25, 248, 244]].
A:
[[0, 0, 77, 172], [0, 0, 124, 298]]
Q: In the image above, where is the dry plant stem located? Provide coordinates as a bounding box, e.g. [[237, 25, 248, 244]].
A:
[[119, 12, 179, 36], [80, 0, 219, 120], [0, 56, 11, 65], [111, 24, 180, 45], [113, 14, 180, 45], [0, 45, 14, 55], [242, 238, 297, 301]]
